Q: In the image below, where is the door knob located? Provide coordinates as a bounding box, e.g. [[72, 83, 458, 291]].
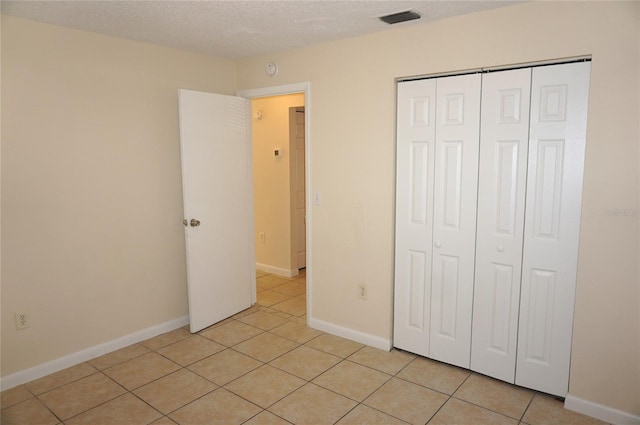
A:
[[435, 241, 442, 248], [190, 218, 201, 227], [497, 244, 504, 252]]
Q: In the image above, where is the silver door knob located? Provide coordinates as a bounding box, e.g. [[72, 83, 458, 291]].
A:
[[435, 241, 442, 248], [190, 219, 201, 227]]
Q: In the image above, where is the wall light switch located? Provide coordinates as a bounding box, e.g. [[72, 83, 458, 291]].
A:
[[313, 192, 321, 206]]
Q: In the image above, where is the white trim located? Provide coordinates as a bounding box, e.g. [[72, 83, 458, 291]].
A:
[[256, 262, 299, 278], [565, 394, 640, 425], [237, 82, 313, 324], [237, 82, 310, 99], [0, 315, 189, 391], [309, 317, 392, 352], [398, 56, 592, 82]]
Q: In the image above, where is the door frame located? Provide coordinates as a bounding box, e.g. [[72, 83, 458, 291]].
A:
[[237, 82, 312, 321]]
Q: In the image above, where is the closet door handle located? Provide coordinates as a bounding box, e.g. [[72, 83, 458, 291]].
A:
[[435, 241, 442, 248], [497, 244, 504, 252]]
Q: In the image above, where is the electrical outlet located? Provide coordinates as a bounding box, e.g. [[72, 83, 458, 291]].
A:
[[15, 312, 30, 330], [357, 283, 367, 300], [259, 232, 266, 243]]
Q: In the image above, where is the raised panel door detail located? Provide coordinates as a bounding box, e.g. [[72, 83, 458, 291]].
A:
[[539, 85, 568, 122], [488, 263, 515, 354], [436, 254, 460, 339], [533, 140, 564, 240], [495, 140, 520, 235], [430, 73, 481, 369], [499, 89, 522, 124], [442, 141, 463, 229], [394, 79, 436, 357], [471, 67, 531, 384], [444, 94, 464, 125], [523, 269, 556, 365], [408, 250, 428, 330], [411, 96, 431, 127], [517, 62, 590, 397], [410, 142, 430, 225]]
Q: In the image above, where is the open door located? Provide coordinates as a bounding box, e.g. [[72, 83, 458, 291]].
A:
[[178, 89, 255, 333]]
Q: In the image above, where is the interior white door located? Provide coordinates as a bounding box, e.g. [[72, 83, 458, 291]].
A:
[[178, 89, 255, 333], [292, 107, 306, 269], [430, 73, 481, 368], [393, 78, 436, 357], [515, 62, 591, 396], [471, 68, 531, 382]]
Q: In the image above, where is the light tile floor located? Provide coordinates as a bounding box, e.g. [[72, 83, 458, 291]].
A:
[[1, 269, 609, 425]]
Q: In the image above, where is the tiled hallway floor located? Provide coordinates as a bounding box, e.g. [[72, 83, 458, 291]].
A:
[[1, 270, 608, 425]]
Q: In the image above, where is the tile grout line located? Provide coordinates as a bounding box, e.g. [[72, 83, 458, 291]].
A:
[[447, 379, 535, 422], [44, 370, 130, 424]]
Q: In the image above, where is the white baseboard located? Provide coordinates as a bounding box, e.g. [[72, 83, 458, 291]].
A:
[[565, 394, 640, 425], [0, 315, 190, 391], [256, 263, 298, 278], [308, 316, 391, 352]]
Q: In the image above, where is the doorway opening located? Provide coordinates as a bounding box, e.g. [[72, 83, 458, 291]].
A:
[[251, 94, 306, 277], [237, 82, 312, 321]]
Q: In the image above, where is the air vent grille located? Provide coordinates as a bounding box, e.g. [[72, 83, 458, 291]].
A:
[[379, 10, 421, 25]]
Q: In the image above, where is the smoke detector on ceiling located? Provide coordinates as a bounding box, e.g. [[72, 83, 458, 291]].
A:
[[265, 62, 278, 77], [379, 10, 421, 25]]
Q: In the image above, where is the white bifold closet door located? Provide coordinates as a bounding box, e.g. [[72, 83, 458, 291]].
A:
[[393, 74, 481, 368], [471, 67, 532, 383], [394, 61, 589, 398], [430, 74, 481, 368], [470, 62, 590, 395], [515, 62, 590, 396], [393, 78, 436, 357]]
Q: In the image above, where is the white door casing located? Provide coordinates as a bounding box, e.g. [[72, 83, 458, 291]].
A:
[[393, 79, 436, 357], [515, 62, 591, 396], [237, 82, 311, 319], [471, 68, 532, 382], [178, 89, 255, 333], [430, 73, 482, 368]]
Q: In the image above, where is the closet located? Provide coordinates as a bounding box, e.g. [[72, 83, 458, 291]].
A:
[[393, 61, 591, 397]]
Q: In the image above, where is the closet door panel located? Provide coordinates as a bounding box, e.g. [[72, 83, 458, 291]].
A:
[[516, 62, 590, 397], [471, 68, 531, 383], [430, 74, 481, 368], [393, 79, 436, 356]]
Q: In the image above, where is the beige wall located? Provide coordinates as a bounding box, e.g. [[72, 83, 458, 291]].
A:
[[252, 94, 304, 274], [1, 1, 638, 417], [238, 1, 640, 415], [0, 15, 237, 375]]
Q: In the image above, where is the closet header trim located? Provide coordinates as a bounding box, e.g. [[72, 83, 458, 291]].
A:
[[396, 55, 592, 83]]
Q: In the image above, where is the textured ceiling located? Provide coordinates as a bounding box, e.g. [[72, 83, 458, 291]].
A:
[[1, 1, 519, 59]]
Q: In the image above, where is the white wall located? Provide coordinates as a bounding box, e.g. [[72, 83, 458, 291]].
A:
[[237, 1, 639, 417], [252, 94, 304, 276], [0, 15, 237, 376]]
